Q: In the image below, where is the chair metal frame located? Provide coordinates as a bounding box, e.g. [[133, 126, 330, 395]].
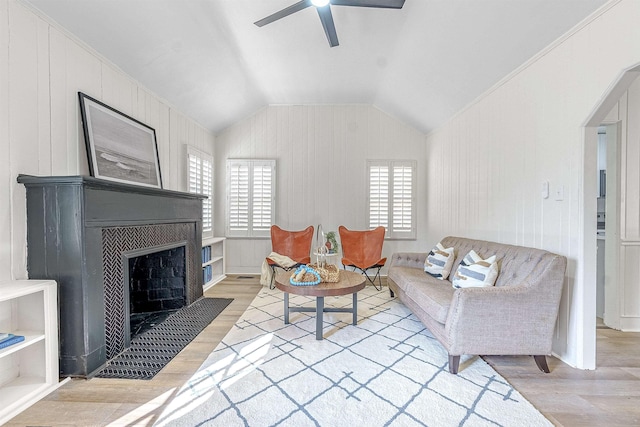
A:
[[343, 263, 385, 291]]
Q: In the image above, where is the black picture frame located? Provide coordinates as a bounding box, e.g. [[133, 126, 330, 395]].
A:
[[78, 92, 163, 189]]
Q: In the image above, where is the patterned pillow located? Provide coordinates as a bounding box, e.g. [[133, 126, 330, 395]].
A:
[[424, 242, 456, 280], [452, 250, 499, 289]]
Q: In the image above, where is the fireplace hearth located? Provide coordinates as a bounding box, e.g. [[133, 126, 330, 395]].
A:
[[18, 175, 206, 377]]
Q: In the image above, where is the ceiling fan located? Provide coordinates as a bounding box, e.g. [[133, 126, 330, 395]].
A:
[[254, 0, 406, 48]]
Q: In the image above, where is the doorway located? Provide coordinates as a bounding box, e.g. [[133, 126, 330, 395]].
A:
[[594, 122, 619, 330], [583, 65, 640, 368], [595, 125, 605, 325]]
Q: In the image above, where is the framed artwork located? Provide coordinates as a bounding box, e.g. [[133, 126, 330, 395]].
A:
[[78, 92, 163, 188]]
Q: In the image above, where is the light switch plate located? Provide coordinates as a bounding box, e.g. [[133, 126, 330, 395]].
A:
[[555, 185, 564, 201]]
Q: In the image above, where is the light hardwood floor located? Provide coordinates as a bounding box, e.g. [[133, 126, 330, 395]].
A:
[[6, 275, 640, 426]]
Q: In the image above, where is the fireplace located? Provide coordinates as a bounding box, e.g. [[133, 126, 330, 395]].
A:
[[100, 224, 200, 360], [125, 243, 186, 344], [18, 175, 205, 377]]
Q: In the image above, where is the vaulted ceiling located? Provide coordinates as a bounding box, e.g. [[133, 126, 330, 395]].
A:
[[24, 0, 608, 134]]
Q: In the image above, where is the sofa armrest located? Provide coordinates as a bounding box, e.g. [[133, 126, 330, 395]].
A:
[[445, 283, 559, 356], [389, 252, 428, 270]]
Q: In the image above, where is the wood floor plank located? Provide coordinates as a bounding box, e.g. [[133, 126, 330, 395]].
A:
[[5, 275, 640, 426]]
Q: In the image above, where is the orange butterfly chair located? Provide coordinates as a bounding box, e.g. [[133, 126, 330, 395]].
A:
[[338, 226, 386, 290], [266, 225, 314, 289]]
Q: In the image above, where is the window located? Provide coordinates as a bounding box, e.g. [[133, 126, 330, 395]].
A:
[[226, 159, 276, 238], [367, 160, 416, 239], [187, 146, 213, 235]]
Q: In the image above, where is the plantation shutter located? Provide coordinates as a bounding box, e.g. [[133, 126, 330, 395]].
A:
[[252, 163, 273, 232], [188, 154, 201, 194], [228, 162, 250, 235], [392, 164, 413, 234], [369, 165, 389, 229], [367, 160, 416, 239], [187, 147, 214, 234], [201, 157, 213, 232], [227, 159, 275, 237]]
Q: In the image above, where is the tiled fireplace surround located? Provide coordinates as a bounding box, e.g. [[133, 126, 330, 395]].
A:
[[18, 175, 205, 378], [102, 224, 196, 359]]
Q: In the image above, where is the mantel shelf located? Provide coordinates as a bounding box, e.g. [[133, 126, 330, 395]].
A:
[[17, 174, 205, 200]]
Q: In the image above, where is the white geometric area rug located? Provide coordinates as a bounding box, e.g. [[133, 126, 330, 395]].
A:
[[154, 286, 551, 427]]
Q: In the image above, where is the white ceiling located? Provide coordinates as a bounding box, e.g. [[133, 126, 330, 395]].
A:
[[24, 0, 608, 134]]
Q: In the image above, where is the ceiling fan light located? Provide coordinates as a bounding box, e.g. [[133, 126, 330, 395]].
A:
[[311, 0, 330, 7]]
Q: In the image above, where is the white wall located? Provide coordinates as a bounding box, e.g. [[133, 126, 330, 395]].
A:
[[0, 0, 215, 281], [214, 105, 427, 273], [425, 0, 640, 369]]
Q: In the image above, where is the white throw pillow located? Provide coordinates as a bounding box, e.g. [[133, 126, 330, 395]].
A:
[[452, 250, 499, 289], [424, 242, 456, 280]]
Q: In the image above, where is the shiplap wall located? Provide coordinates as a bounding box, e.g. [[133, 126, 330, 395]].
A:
[[0, 0, 214, 281], [214, 105, 427, 273], [425, 0, 640, 369]]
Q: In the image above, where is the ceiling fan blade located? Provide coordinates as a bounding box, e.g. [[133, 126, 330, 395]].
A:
[[254, 0, 313, 27], [316, 5, 339, 47], [330, 0, 405, 8]]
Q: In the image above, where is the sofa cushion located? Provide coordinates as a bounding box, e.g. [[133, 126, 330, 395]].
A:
[[404, 279, 455, 324], [389, 266, 428, 293], [424, 242, 455, 280], [451, 250, 499, 289]]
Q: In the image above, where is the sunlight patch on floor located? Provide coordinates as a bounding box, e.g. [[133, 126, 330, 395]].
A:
[[105, 388, 176, 427], [154, 333, 274, 425]]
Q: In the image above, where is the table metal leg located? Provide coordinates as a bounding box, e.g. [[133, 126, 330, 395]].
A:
[[353, 292, 358, 325], [284, 292, 290, 324], [316, 296, 324, 340]]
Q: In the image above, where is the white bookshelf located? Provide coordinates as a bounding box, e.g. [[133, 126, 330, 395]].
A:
[[0, 280, 64, 425], [202, 237, 226, 291]]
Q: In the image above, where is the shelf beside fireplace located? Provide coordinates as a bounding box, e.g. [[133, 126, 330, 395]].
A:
[[202, 237, 226, 291], [0, 280, 67, 424]]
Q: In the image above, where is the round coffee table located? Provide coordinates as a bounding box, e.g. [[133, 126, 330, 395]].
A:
[[274, 269, 366, 340]]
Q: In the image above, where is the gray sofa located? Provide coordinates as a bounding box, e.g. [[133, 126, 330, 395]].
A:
[[387, 236, 567, 374]]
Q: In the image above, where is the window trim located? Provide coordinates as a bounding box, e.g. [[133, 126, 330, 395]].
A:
[[226, 159, 276, 238], [186, 145, 213, 237], [366, 159, 417, 240]]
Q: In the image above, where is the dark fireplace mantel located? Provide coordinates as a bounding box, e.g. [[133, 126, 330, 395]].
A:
[[17, 175, 206, 377]]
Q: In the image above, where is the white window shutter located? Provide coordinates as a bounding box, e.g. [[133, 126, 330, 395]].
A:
[[369, 165, 389, 229], [392, 165, 413, 233], [252, 164, 273, 232], [227, 159, 275, 238], [188, 153, 200, 193], [367, 160, 416, 239], [228, 162, 250, 235], [187, 147, 214, 234], [202, 157, 213, 231]]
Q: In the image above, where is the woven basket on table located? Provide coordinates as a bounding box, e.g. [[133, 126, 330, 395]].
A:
[[308, 263, 340, 283]]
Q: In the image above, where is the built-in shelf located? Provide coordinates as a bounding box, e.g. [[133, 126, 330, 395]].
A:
[[0, 280, 66, 425], [0, 333, 46, 358], [202, 237, 226, 291]]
